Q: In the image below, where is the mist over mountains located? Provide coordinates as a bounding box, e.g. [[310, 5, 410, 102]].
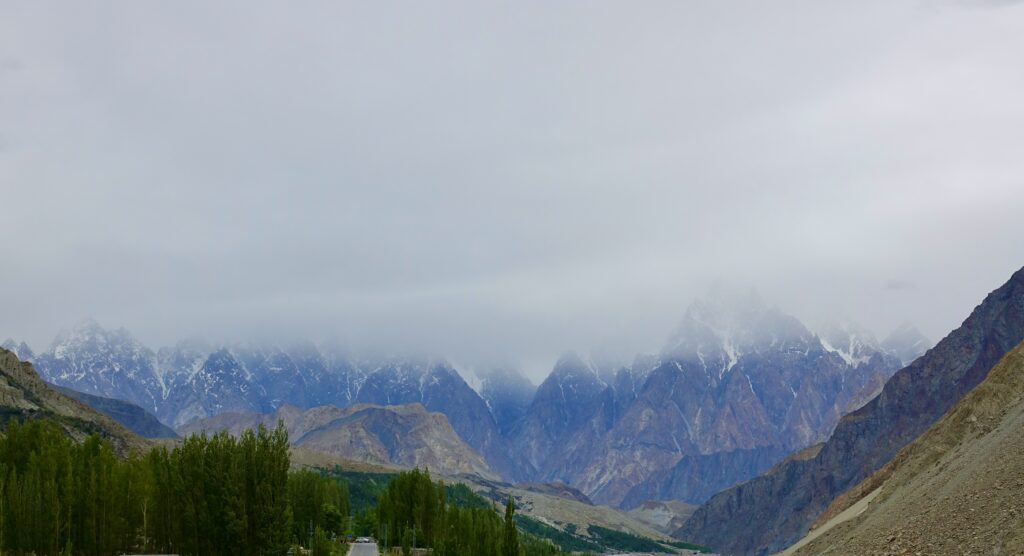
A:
[[4, 288, 928, 505]]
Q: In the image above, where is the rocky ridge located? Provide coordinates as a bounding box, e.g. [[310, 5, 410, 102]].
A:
[[180, 402, 496, 479], [677, 265, 1024, 555], [788, 340, 1024, 555]]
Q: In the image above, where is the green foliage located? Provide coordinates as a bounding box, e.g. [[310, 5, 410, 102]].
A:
[[444, 482, 491, 509], [503, 496, 520, 556], [310, 526, 334, 556], [515, 515, 602, 553], [0, 419, 666, 556], [323, 468, 395, 511], [519, 534, 567, 556], [0, 418, 347, 556], [288, 469, 351, 539], [586, 524, 667, 552], [373, 468, 572, 556]]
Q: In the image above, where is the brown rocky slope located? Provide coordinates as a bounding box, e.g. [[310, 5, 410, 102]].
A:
[[180, 402, 497, 479], [787, 340, 1024, 555]]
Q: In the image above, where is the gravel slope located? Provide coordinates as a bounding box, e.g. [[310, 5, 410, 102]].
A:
[[789, 341, 1024, 555]]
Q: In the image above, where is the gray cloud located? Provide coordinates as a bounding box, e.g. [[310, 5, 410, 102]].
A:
[[885, 280, 916, 291], [2, 1, 1023, 378]]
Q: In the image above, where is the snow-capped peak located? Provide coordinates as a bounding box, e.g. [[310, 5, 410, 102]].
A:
[[817, 320, 882, 369]]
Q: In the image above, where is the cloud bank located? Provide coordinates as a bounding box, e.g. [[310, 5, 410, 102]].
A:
[[2, 1, 1023, 377]]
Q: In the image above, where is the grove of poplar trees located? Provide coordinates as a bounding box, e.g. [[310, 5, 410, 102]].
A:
[[0, 419, 347, 556], [374, 468, 566, 556]]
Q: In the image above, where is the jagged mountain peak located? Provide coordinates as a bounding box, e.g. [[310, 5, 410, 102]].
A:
[[818, 319, 885, 368], [662, 289, 817, 379], [49, 318, 146, 355]]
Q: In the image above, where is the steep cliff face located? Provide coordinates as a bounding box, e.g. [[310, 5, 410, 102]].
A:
[[677, 266, 1024, 556], [0, 348, 146, 455], [510, 353, 617, 483]]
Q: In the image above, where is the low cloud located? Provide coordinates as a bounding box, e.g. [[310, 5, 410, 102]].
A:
[[1, 1, 1023, 378]]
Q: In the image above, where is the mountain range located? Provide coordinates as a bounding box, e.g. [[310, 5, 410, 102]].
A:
[[502, 289, 916, 507], [4, 289, 926, 509]]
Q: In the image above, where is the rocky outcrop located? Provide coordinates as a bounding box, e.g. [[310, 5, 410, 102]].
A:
[[355, 359, 521, 480], [180, 402, 496, 479], [677, 266, 1024, 556], [0, 348, 146, 455]]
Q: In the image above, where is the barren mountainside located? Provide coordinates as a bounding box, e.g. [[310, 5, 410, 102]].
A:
[[180, 402, 496, 479], [789, 340, 1024, 555], [677, 265, 1024, 555]]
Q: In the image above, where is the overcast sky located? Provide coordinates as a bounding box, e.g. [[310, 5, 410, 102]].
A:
[[2, 1, 1024, 378]]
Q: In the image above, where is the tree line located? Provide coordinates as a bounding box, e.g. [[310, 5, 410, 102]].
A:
[[0, 418, 347, 555], [372, 468, 572, 556], [0, 418, 585, 556]]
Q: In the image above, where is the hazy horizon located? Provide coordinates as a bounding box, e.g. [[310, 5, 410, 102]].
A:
[[3, 1, 1024, 379]]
